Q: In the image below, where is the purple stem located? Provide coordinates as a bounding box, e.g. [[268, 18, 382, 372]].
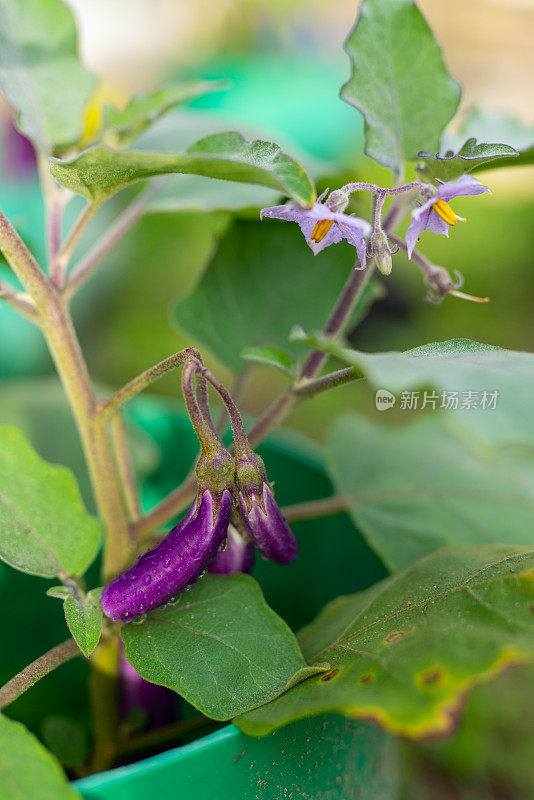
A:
[[299, 263, 370, 379]]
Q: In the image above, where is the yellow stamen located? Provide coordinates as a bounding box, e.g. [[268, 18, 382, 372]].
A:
[[309, 219, 334, 244], [431, 198, 466, 227]]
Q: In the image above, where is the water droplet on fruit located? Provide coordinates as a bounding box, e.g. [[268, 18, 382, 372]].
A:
[[142, 575, 151, 586]]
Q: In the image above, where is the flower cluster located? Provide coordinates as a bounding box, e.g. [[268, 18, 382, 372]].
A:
[[260, 174, 490, 301]]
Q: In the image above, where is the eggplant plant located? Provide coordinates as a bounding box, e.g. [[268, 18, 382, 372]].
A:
[[0, 0, 532, 797]]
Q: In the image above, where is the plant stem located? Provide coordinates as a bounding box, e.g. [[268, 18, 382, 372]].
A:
[[198, 365, 251, 455], [39, 297, 132, 579], [339, 180, 423, 197], [282, 494, 349, 522], [0, 639, 80, 710], [132, 472, 197, 541], [299, 261, 373, 379], [0, 206, 131, 765], [89, 637, 120, 773], [99, 348, 200, 419], [64, 181, 163, 300], [53, 200, 101, 289], [294, 366, 360, 398], [373, 191, 386, 234], [0, 280, 38, 321], [181, 362, 222, 454], [110, 414, 140, 524]]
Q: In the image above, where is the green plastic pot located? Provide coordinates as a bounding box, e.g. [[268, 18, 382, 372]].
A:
[[75, 714, 397, 800]]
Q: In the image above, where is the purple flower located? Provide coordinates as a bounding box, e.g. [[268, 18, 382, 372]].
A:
[[101, 489, 232, 621], [238, 482, 297, 564], [406, 175, 490, 258], [209, 525, 254, 575], [260, 193, 371, 265]]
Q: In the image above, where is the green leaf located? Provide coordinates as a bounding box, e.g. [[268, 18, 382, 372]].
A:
[[236, 546, 534, 738], [417, 138, 518, 182], [41, 715, 88, 770], [102, 80, 228, 147], [290, 334, 534, 447], [241, 346, 298, 376], [407, 664, 534, 799], [0, 714, 80, 799], [444, 107, 534, 173], [341, 0, 461, 172], [0, 426, 101, 578], [0, 0, 96, 153], [175, 220, 379, 372], [146, 174, 282, 213], [49, 132, 316, 205], [327, 414, 534, 571], [121, 574, 328, 720], [63, 588, 103, 657], [46, 586, 73, 600]]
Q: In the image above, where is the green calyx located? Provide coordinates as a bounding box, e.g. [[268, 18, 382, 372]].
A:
[[196, 447, 236, 497], [235, 450, 267, 503]]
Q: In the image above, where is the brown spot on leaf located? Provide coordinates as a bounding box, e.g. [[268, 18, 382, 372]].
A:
[[359, 673, 374, 685], [320, 668, 340, 682], [385, 630, 406, 644], [421, 668, 443, 686]]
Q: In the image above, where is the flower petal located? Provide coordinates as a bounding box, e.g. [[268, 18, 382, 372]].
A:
[[261, 201, 370, 257], [406, 202, 433, 258], [438, 174, 491, 201]]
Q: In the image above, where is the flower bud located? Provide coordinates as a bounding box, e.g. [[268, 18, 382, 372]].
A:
[[235, 452, 297, 564], [371, 230, 393, 275], [101, 489, 232, 621], [209, 524, 254, 575]]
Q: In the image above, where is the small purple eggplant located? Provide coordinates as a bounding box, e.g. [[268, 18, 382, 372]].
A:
[[101, 489, 232, 621], [209, 525, 254, 575], [236, 452, 297, 565]]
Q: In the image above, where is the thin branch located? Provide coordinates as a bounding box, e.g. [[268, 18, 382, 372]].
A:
[[214, 366, 251, 436], [64, 180, 164, 301], [47, 194, 65, 281], [339, 180, 423, 197], [282, 494, 349, 522], [0, 280, 39, 321], [299, 261, 373, 380], [132, 470, 197, 541], [245, 389, 298, 449], [294, 366, 360, 399], [110, 414, 140, 526], [198, 365, 250, 454], [53, 200, 102, 289], [98, 348, 200, 419], [37, 154, 68, 281], [0, 639, 80, 710], [0, 208, 52, 315]]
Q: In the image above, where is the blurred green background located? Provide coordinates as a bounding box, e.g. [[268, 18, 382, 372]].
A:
[[0, 0, 533, 797]]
